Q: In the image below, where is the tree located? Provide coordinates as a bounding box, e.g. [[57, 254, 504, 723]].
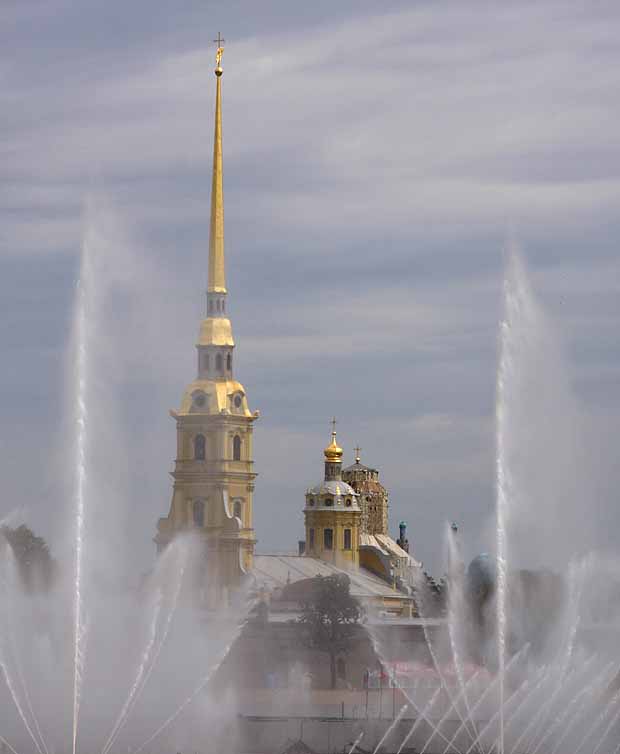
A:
[[0, 524, 55, 592], [297, 573, 363, 689]]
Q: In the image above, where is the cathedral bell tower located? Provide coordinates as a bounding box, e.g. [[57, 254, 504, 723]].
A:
[[156, 42, 258, 604], [342, 448, 389, 536]]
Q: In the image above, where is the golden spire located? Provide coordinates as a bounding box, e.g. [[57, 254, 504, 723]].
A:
[[208, 32, 226, 294], [324, 417, 344, 462]]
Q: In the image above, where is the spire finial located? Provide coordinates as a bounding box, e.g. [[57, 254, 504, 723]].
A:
[[331, 416, 337, 439], [354, 445, 362, 464], [213, 32, 225, 76]]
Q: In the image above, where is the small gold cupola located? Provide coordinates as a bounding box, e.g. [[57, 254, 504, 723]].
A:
[[324, 426, 343, 463], [324, 418, 343, 481]]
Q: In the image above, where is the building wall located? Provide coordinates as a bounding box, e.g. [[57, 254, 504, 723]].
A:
[[235, 711, 466, 754], [304, 509, 360, 567], [157, 407, 257, 599], [215, 619, 435, 692]]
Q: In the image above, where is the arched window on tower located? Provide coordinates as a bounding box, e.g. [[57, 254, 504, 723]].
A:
[[227, 353, 232, 371], [233, 500, 242, 519], [194, 434, 206, 460], [193, 500, 205, 527], [216, 353, 223, 372], [233, 435, 242, 461], [203, 353, 210, 372]]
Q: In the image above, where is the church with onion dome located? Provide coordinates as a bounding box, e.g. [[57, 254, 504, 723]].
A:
[[302, 425, 362, 567], [154, 42, 423, 616], [299, 424, 420, 594]]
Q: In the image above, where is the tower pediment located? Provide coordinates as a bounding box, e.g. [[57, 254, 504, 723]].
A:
[[178, 378, 254, 418]]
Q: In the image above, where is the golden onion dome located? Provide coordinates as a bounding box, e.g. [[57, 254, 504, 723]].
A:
[[324, 430, 343, 463]]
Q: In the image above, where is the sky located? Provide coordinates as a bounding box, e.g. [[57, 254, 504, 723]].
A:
[[1, 0, 619, 577]]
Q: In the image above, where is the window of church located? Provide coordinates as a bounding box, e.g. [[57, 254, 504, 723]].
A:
[[344, 529, 352, 550], [227, 353, 232, 371], [325, 497, 333, 507], [345, 498, 352, 507], [234, 394, 242, 408], [308, 497, 315, 507], [194, 434, 206, 460], [233, 500, 242, 519], [337, 658, 346, 679], [203, 353, 210, 372], [309, 528, 315, 550], [324, 529, 333, 550], [233, 435, 242, 461], [193, 500, 205, 527], [216, 353, 223, 372]]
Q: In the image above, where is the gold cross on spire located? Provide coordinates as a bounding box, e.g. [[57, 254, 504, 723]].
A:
[[354, 445, 362, 463], [331, 416, 337, 436], [213, 31, 225, 69]]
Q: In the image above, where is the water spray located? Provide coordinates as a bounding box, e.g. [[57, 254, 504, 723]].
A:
[[397, 686, 442, 754], [131, 604, 255, 754], [72, 264, 89, 754], [372, 704, 408, 754], [0, 734, 23, 754], [0, 547, 46, 754], [101, 540, 188, 754]]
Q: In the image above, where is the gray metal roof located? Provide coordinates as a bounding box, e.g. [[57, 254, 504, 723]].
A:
[[306, 479, 357, 496], [252, 554, 409, 600]]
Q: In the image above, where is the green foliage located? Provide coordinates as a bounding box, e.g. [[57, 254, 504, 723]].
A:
[[297, 574, 363, 688], [0, 524, 55, 592]]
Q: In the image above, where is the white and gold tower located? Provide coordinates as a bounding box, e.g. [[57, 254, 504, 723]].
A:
[[156, 43, 258, 603]]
